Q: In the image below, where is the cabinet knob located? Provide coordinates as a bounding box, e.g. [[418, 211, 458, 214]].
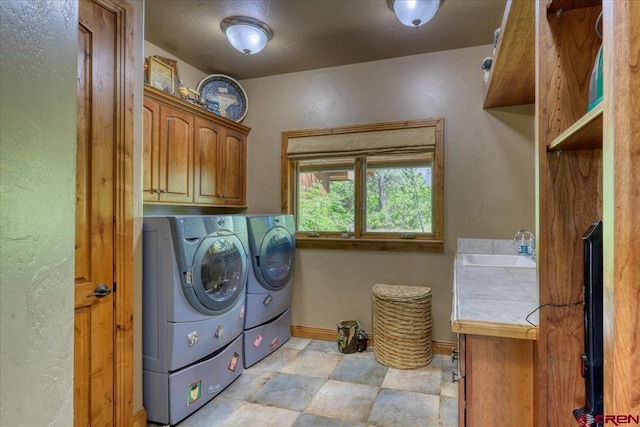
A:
[[154, 188, 160, 194], [161, 189, 167, 194]]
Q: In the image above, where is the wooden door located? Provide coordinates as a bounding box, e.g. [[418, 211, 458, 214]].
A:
[[158, 105, 194, 203], [143, 96, 161, 202], [75, 0, 116, 425], [193, 117, 223, 204], [218, 128, 246, 205]]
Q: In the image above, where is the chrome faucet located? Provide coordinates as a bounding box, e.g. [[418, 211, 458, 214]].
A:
[[514, 230, 535, 259]]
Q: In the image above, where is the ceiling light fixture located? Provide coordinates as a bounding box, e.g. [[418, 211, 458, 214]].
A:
[[387, 0, 443, 28], [221, 16, 273, 55]]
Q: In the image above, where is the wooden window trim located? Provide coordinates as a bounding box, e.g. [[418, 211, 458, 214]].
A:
[[281, 118, 444, 252]]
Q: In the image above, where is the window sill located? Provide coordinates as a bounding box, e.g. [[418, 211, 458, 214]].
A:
[[295, 236, 444, 252]]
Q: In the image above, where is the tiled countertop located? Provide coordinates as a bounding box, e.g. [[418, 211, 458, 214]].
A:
[[451, 239, 539, 340]]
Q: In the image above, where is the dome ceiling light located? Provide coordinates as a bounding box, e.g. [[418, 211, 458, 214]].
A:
[[221, 16, 273, 55], [387, 0, 443, 28]]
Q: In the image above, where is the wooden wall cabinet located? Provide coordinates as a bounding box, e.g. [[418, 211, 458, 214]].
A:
[[143, 85, 250, 207], [457, 334, 534, 427], [194, 119, 246, 205], [143, 97, 194, 203]]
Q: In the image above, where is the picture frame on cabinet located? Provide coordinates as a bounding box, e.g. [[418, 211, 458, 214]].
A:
[[148, 56, 174, 94], [152, 55, 180, 95]]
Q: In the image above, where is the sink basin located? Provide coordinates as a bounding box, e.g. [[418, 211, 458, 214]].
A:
[[462, 254, 536, 269]]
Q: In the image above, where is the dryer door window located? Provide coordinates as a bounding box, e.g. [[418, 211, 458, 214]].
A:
[[259, 227, 295, 290], [191, 235, 247, 313]]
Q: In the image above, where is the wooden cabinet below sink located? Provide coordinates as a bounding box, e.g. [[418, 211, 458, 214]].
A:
[[143, 84, 249, 207], [458, 333, 534, 427]]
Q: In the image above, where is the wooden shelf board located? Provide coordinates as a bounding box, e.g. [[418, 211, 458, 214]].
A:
[[483, 0, 535, 109], [546, 0, 601, 14], [548, 103, 603, 151]]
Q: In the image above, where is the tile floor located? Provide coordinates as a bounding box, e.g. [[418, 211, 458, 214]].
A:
[[149, 338, 459, 427]]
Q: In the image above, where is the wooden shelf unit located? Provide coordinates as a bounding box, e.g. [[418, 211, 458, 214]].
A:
[[536, 2, 603, 425], [535, 0, 640, 425], [482, 0, 535, 109]]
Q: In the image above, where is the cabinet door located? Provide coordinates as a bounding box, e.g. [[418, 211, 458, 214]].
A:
[[142, 96, 160, 202], [158, 105, 194, 203], [218, 127, 246, 205], [465, 335, 533, 427], [193, 117, 223, 205], [458, 334, 466, 427]]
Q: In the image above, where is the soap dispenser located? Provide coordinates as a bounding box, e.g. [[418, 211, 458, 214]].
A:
[[518, 236, 528, 255], [514, 230, 535, 257], [526, 239, 534, 256]]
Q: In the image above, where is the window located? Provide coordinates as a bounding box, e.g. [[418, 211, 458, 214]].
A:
[[282, 118, 444, 251]]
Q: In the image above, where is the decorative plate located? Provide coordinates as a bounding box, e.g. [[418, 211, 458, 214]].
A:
[[196, 74, 248, 122]]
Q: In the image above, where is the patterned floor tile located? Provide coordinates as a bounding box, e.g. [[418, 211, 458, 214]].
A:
[[250, 346, 301, 372], [304, 380, 379, 423], [149, 396, 243, 427], [304, 339, 342, 354], [438, 396, 459, 427], [367, 388, 440, 427], [381, 364, 442, 395], [329, 355, 388, 387], [293, 413, 366, 427], [284, 337, 312, 350], [218, 402, 299, 427], [250, 372, 325, 411], [281, 349, 342, 378], [148, 340, 458, 427], [219, 369, 276, 401]]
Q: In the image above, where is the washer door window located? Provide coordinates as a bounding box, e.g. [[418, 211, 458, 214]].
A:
[[258, 227, 295, 290], [188, 235, 247, 314]]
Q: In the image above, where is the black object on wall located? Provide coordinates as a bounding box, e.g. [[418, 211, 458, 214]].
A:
[[573, 220, 604, 427]]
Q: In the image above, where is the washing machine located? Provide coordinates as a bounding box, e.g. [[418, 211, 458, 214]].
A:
[[142, 215, 248, 425], [243, 214, 295, 367]]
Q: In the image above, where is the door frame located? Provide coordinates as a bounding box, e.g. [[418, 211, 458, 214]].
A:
[[81, 0, 136, 424]]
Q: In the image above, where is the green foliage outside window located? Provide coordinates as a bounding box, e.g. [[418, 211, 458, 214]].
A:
[[298, 181, 355, 232], [366, 167, 432, 233], [297, 161, 432, 234]]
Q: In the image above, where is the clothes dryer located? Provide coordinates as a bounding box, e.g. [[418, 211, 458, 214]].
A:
[[142, 215, 248, 425], [243, 214, 295, 367]]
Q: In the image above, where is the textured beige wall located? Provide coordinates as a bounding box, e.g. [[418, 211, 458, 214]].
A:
[[0, 1, 78, 425], [240, 45, 535, 343]]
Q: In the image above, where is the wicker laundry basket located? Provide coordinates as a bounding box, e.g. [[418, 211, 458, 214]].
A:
[[372, 284, 432, 369]]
